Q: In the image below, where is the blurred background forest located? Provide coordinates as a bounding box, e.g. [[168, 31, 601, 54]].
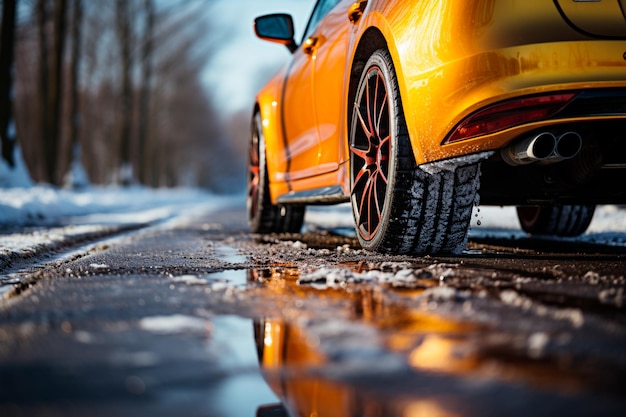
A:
[[0, 0, 313, 193]]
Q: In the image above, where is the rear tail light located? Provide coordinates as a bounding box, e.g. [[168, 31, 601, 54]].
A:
[[443, 93, 577, 144]]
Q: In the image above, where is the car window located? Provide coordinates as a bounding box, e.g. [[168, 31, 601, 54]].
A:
[[301, 0, 342, 42]]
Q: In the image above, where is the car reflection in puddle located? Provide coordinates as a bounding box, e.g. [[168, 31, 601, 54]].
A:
[[248, 267, 623, 417], [254, 318, 459, 417]]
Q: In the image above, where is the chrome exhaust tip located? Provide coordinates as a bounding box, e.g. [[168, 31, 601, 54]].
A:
[[554, 131, 583, 160], [501, 132, 556, 166]]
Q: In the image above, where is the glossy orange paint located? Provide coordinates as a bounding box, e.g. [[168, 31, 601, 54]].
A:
[[255, 0, 626, 204]]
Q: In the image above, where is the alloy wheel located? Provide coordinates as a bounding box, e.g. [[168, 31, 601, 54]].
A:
[[350, 66, 391, 241], [247, 124, 261, 223]]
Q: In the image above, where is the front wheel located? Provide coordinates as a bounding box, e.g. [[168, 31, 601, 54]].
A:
[[349, 49, 481, 255], [247, 112, 305, 234], [516, 205, 595, 237]]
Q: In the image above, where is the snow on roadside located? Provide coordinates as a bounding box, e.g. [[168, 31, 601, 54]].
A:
[[0, 186, 241, 273], [0, 186, 221, 226], [470, 205, 626, 246], [306, 203, 626, 246], [0, 223, 140, 272]]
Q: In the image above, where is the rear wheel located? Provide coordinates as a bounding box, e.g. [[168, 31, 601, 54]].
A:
[[516, 205, 595, 237], [247, 112, 305, 233], [349, 49, 481, 255]]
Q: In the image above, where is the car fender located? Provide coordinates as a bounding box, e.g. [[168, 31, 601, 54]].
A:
[[357, 0, 626, 165], [349, 2, 428, 165]]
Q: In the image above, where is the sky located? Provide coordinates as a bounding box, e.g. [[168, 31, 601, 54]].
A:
[[202, 0, 316, 115]]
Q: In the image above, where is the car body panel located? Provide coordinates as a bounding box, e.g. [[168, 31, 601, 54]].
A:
[[282, 36, 320, 182], [556, 0, 626, 37], [371, 0, 626, 164], [255, 0, 626, 205], [312, 2, 352, 173]]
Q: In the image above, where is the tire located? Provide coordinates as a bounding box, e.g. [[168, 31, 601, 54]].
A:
[[247, 112, 305, 233], [349, 49, 481, 255], [516, 205, 595, 237]]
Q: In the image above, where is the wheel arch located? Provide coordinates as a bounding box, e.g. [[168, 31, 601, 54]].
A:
[[347, 24, 426, 167], [347, 27, 387, 152]]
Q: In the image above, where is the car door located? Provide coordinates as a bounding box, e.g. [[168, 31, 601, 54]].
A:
[[281, 0, 344, 183], [310, 0, 354, 173]]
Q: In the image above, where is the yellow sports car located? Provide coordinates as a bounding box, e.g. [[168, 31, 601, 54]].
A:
[[248, 0, 626, 254]]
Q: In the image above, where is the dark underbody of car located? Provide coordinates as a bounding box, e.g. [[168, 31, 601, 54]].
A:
[[481, 95, 626, 205]]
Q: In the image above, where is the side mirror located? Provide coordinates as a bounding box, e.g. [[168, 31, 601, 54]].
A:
[[254, 14, 297, 53], [256, 404, 288, 417]]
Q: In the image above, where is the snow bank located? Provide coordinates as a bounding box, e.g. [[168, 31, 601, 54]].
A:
[[470, 205, 626, 246], [0, 185, 221, 226], [306, 203, 626, 247], [0, 185, 240, 274], [0, 145, 33, 188]]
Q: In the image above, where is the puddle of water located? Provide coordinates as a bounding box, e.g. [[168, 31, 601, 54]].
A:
[[191, 244, 250, 287], [168, 244, 250, 288], [130, 314, 281, 416], [207, 315, 281, 417], [193, 269, 248, 287], [246, 266, 617, 417], [255, 317, 468, 417], [254, 310, 616, 417], [156, 245, 626, 416], [215, 244, 247, 264]]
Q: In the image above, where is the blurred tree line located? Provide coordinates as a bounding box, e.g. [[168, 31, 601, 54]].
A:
[[0, 0, 243, 191]]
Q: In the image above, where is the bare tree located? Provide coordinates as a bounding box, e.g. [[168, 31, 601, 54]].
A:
[[79, 2, 115, 184], [115, 0, 133, 185], [0, 0, 17, 168], [36, 0, 49, 179], [13, 0, 230, 190], [63, 0, 86, 187], [137, 0, 154, 185], [38, 0, 67, 185]]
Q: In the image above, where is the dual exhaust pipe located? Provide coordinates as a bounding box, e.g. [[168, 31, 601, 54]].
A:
[[501, 131, 582, 166]]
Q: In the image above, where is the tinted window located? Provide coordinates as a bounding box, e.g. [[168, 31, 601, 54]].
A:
[[301, 0, 342, 42]]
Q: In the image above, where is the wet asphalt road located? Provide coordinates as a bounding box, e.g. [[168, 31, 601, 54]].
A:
[[0, 203, 625, 417]]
